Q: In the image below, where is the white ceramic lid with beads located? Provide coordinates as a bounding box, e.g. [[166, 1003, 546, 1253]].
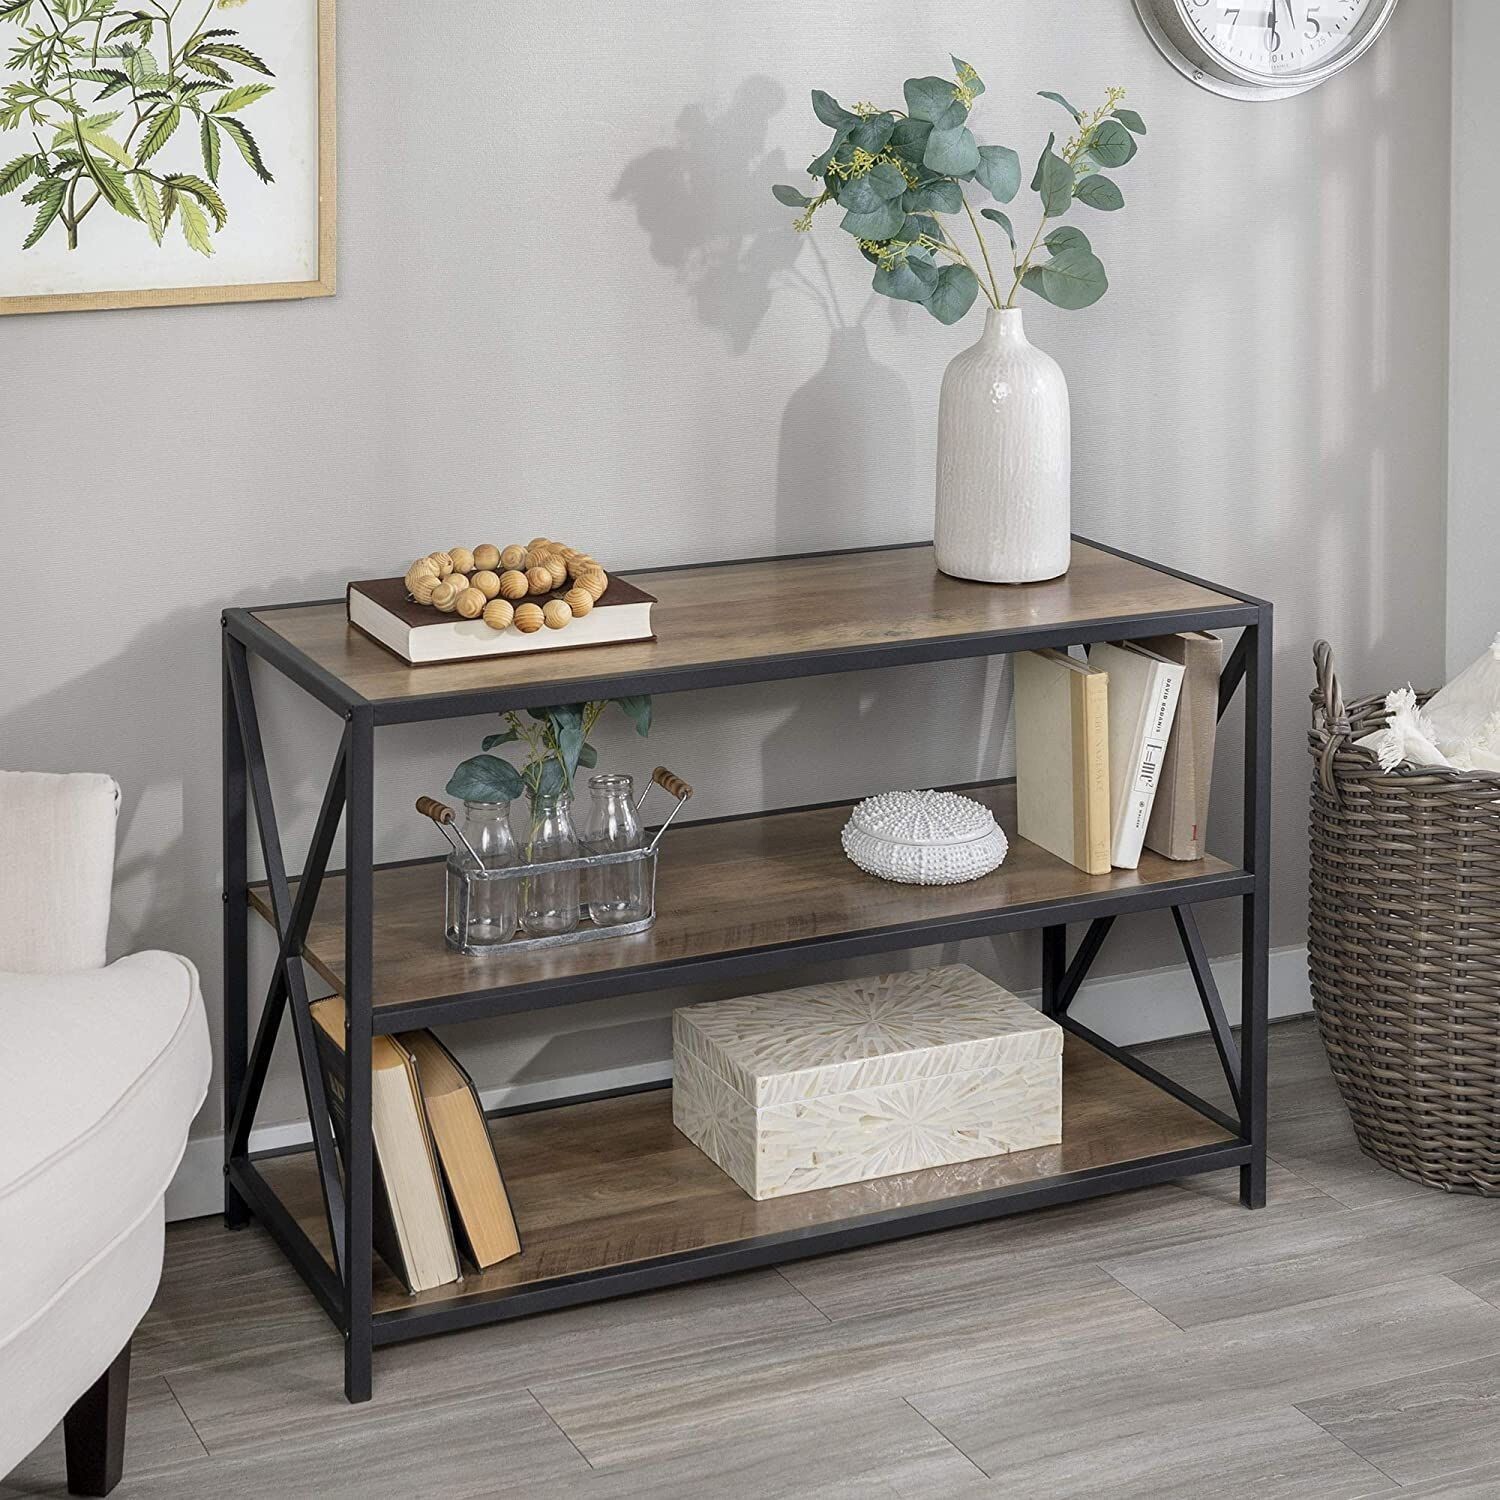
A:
[[840, 789, 1008, 886]]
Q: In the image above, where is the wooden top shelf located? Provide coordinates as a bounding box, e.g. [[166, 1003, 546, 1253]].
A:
[[249, 782, 1248, 1030], [237, 540, 1254, 722]]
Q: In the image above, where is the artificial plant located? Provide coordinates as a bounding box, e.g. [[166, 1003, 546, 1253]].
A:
[[447, 698, 653, 806], [772, 56, 1145, 323]]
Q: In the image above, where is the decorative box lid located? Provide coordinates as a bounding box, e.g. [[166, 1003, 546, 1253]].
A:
[[672, 964, 1061, 1109], [845, 789, 1000, 847]]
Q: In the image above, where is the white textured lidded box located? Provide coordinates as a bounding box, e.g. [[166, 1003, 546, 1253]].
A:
[[840, 788, 1008, 885], [671, 965, 1062, 1201]]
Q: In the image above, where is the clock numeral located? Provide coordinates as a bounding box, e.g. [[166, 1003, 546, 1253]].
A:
[[1304, 4, 1321, 35], [1224, 7, 1240, 25], [1267, 27, 1282, 52]]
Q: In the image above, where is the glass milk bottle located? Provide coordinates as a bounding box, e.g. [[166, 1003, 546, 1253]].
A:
[[583, 773, 649, 925], [521, 788, 581, 937], [445, 800, 518, 949]]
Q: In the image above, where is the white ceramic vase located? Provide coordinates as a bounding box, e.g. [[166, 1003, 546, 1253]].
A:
[[934, 305, 1071, 584]]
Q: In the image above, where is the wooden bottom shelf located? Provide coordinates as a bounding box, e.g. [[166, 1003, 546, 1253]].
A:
[[256, 1034, 1234, 1317]]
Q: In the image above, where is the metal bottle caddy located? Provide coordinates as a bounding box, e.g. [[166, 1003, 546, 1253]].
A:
[[417, 766, 693, 956]]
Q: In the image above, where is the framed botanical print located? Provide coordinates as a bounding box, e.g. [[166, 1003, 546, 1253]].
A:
[[0, 0, 334, 315]]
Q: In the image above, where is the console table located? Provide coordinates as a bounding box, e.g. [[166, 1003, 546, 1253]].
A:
[[221, 537, 1271, 1403]]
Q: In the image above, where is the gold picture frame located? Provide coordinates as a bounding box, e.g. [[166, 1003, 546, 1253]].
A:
[[0, 0, 335, 316]]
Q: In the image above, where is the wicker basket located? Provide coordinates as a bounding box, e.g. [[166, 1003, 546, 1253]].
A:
[[1308, 639, 1500, 1195]]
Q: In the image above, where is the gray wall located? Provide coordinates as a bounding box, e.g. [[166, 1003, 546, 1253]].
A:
[[1, 0, 1452, 1144], [1448, 0, 1497, 673]]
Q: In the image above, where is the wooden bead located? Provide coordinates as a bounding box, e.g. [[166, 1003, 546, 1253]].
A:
[[578, 568, 608, 601], [472, 543, 501, 572], [499, 544, 527, 570], [527, 536, 552, 550], [430, 579, 461, 612], [427, 551, 454, 576], [471, 569, 501, 599], [568, 555, 597, 579], [447, 572, 469, 593], [525, 565, 553, 594], [406, 557, 439, 587], [411, 573, 441, 605], [498, 570, 529, 601], [455, 586, 486, 618], [513, 602, 544, 634], [542, 599, 572, 630], [541, 553, 568, 589], [448, 547, 475, 575], [563, 585, 593, 617], [482, 598, 514, 631]]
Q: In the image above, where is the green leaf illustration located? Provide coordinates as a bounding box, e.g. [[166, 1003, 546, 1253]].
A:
[[0, 152, 35, 196], [216, 114, 273, 182], [194, 41, 273, 77], [176, 190, 213, 256], [136, 104, 180, 166], [183, 54, 232, 83], [200, 114, 221, 182], [1074, 173, 1124, 211], [21, 177, 63, 248], [80, 124, 132, 167], [165, 172, 227, 228], [135, 173, 164, 244], [213, 82, 273, 114], [86, 154, 142, 220]]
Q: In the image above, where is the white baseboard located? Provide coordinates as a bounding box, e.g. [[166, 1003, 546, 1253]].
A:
[[165, 943, 1312, 1223]]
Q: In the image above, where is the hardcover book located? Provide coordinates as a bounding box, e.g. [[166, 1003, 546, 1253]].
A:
[[1139, 632, 1223, 861], [1014, 648, 1112, 876], [347, 575, 657, 666], [1089, 642, 1186, 870]]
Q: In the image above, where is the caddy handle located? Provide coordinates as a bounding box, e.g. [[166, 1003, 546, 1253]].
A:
[[416, 796, 455, 826], [651, 767, 693, 803]]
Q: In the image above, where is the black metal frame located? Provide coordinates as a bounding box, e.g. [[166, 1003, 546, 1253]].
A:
[[220, 536, 1272, 1403]]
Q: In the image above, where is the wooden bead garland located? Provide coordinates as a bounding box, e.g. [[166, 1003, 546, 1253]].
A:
[[402, 537, 613, 638]]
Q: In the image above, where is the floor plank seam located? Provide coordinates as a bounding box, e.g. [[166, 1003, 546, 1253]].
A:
[[771, 1266, 834, 1324], [1289, 1403, 1402, 1489], [899, 1397, 992, 1483], [525, 1387, 596, 1471], [1096, 1263, 1190, 1334], [160, 1372, 212, 1461]]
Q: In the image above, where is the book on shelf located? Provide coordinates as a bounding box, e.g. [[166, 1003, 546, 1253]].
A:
[[309, 999, 461, 1294], [1014, 648, 1112, 876], [347, 575, 657, 666], [1139, 632, 1223, 861], [399, 1030, 522, 1271], [1088, 642, 1186, 871]]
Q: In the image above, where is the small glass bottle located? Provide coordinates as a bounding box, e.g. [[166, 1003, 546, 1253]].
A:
[[583, 773, 649, 926], [445, 801, 518, 951], [521, 789, 581, 936]]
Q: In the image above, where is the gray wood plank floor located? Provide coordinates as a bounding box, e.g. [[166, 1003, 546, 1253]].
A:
[[7, 1017, 1500, 1499]]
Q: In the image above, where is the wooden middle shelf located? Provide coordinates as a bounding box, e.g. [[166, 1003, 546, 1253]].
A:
[[248, 781, 1248, 1028], [255, 1032, 1234, 1318]]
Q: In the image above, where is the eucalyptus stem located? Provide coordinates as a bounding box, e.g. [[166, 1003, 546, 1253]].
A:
[[959, 190, 1001, 308]]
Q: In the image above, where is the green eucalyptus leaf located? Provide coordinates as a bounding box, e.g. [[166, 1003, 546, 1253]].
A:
[[849, 111, 895, 153], [839, 198, 905, 240], [903, 75, 964, 126], [1023, 243, 1108, 310], [980, 206, 1014, 250], [550, 703, 586, 783], [1045, 224, 1091, 254], [888, 116, 932, 170], [951, 55, 985, 98], [1074, 173, 1123, 211], [973, 144, 1020, 203], [807, 126, 850, 177], [577, 743, 599, 770], [1088, 118, 1137, 168], [1038, 89, 1081, 119], [772, 182, 811, 207], [873, 252, 938, 304], [926, 263, 979, 324], [534, 758, 566, 798], [1112, 106, 1146, 135], [811, 89, 855, 128], [481, 727, 522, 750], [923, 124, 979, 176], [447, 754, 525, 804], [1030, 133, 1073, 217], [835, 158, 907, 212], [614, 696, 653, 736], [902, 178, 961, 214], [902, 213, 940, 242]]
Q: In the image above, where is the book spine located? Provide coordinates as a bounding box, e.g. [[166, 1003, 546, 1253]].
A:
[[1113, 663, 1184, 869], [1082, 671, 1112, 875]]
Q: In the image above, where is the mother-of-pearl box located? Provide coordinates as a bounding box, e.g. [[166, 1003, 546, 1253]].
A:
[[671, 965, 1062, 1201]]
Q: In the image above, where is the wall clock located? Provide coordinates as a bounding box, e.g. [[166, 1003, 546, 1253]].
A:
[[1132, 0, 1400, 100]]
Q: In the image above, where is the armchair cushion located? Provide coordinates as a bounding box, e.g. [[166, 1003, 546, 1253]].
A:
[[0, 770, 119, 974], [0, 951, 210, 1356]]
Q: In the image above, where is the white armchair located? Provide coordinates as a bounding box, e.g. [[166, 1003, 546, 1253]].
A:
[[0, 771, 209, 1496]]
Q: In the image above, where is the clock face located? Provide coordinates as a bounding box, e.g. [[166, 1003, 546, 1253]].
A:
[[1175, 0, 1382, 83]]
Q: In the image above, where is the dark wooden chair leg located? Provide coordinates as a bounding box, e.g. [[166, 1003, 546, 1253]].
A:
[[63, 1341, 130, 1497]]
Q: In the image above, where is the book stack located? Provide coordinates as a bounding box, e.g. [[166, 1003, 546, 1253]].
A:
[[1014, 632, 1223, 874], [309, 1000, 523, 1293]]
